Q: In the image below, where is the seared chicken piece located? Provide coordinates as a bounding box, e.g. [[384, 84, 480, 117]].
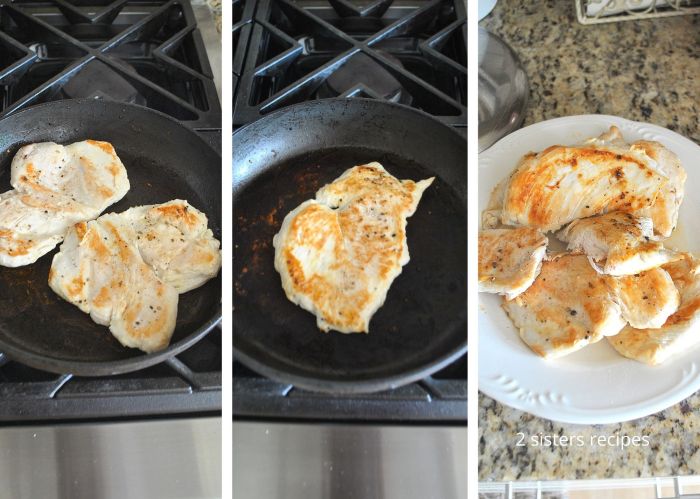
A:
[[479, 227, 548, 299], [499, 127, 669, 232], [0, 141, 129, 267], [558, 212, 679, 276], [504, 255, 680, 359], [50, 217, 179, 353], [587, 127, 686, 237], [632, 141, 686, 237], [12, 140, 130, 213], [610, 254, 700, 365], [0, 190, 92, 267], [482, 177, 508, 229], [503, 255, 626, 359], [607, 267, 680, 329], [120, 200, 222, 293], [49, 200, 221, 353], [273, 162, 433, 333]]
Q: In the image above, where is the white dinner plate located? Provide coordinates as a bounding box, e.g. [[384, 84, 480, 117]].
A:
[[479, 115, 700, 424]]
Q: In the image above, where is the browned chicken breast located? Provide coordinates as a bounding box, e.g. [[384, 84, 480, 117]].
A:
[[498, 127, 672, 232], [587, 128, 686, 238], [479, 227, 548, 299], [49, 200, 221, 353], [482, 126, 689, 364], [557, 212, 679, 276], [50, 217, 180, 353], [503, 255, 626, 359], [610, 254, 700, 365], [273, 162, 433, 333], [504, 254, 680, 359], [121, 201, 222, 293], [0, 141, 129, 267], [607, 267, 680, 330]]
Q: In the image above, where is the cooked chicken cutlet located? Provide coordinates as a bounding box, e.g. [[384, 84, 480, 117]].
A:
[[51, 217, 179, 353], [607, 267, 680, 329], [503, 255, 626, 359], [503, 255, 680, 359], [558, 212, 679, 276], [273, 162, 433, 333], [499, 127, 669, 232], [482, 177, 508, 229], [0, 141, 129, 267], [0, 190, 92, 266], [49, 200, 221, 353], [119, 200, 222, 293], [588, 127, 686, 238], [609, 255, 700, 365], [479, 227, 548, 299]]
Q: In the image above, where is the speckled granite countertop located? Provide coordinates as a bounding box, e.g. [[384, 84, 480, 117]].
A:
[[479, 0, 700, 482], [481, 0, 699, 143]]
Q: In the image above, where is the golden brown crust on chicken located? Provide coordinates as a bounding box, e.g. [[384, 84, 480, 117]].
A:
[[500, 127, 669, 232], [273, 162, 433, 333], [49, 200, 221, 353], [479, 227, 548, 300], [483, 126, 690, 364], [50, 215, 179, 353], [608, 267, 679, 329], [0, 141, 129, 267], [609, 254, 700, 365], [557, 211, 679, 276], [503, 255, 626, 359], [503, 254, 680, 359], [126, 200, 222, 293]]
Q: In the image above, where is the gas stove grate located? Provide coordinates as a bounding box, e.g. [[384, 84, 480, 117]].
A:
[[0, 325, 222, 421], [0, 0, 221, 129], [233, 0, 255, 77], [232, 0, 466, 128], [233, 352, 467, 421]]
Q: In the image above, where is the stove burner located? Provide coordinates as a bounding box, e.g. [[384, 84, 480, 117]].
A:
[[335, 16, 386, 35], [328, 0, 394, 18], [318, 51, 412, 105], [233, 0, 467, 128], [0, 0, 220, 127], [62, 60, 147, 105]]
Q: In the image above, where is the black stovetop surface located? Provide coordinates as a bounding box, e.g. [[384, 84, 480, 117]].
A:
[[0, 0, 221, 422], [233, 0, 467, 422]]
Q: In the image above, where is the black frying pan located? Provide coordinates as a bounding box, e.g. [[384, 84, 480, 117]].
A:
[[0, 99, 221, 376], [233, 98, 467, 393]]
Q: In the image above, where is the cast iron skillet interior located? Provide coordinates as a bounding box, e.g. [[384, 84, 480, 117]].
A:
[[0, 99, 222, 376], [233, 98, 467, 393]]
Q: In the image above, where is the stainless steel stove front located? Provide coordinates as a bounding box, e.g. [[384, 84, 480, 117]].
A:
[[233, 422, 468, 499], [0, 418, 221, 499]]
